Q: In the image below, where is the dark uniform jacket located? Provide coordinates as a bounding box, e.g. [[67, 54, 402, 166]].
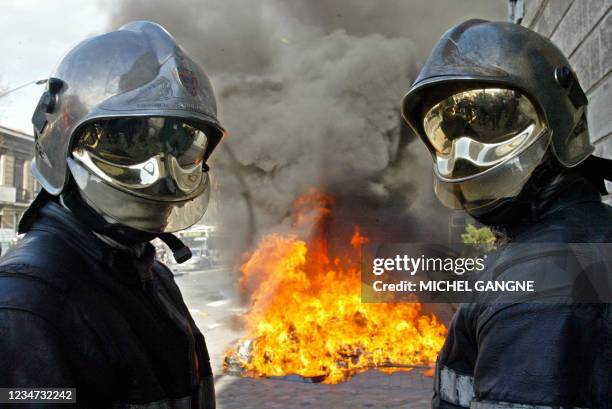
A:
[[433, 181, 612, 409], [0, 200, 215, 408]]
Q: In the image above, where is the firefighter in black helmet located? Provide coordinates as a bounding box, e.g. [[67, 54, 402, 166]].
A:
[[403, 20, 612, 408], [0, 21, 224, 408]]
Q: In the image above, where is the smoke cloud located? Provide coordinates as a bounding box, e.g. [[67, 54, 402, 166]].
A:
[[277, 1, 507, 60], [108, 0, 505, 256]]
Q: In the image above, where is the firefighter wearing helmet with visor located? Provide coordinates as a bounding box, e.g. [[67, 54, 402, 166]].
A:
[[403, 20, 612, 409], [0, 21, 225, 408]]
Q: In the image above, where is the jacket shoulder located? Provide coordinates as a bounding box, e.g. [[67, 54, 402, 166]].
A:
[[518, 199, 612, 243], [0, 229, 87, 283], [0, 230, 86, 322]]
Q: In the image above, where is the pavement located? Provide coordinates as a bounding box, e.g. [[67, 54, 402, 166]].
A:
[[174, 266, 435, 409]]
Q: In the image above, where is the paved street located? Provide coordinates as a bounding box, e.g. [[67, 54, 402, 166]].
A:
[[174, 266, 435, 409]]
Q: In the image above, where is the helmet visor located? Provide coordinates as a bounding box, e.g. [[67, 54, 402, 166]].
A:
[[72, 117, 209, 200], [74, 117, 208, 167], [433, 131, 551, 211], [67, 156, 211, 233], [423, 88, 545, 180]]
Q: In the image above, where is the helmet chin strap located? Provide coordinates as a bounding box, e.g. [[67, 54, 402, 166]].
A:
[[157, 233, 193, 264], [61, 186, 192, 264]]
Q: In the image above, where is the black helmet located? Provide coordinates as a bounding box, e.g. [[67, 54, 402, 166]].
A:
[[401, 19, 601, 215]]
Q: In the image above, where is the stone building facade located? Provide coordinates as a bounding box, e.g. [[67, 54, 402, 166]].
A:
[[509, 0, 611, 179], [0, 125, 37, 231]]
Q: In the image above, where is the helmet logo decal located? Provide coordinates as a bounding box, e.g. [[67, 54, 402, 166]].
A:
[[176, 66, 200, 97]]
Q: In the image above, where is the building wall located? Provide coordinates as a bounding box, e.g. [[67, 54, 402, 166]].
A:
[[0, 126, 36, 231], [512, 0, 612, 167], [0, 154, 15, 187]]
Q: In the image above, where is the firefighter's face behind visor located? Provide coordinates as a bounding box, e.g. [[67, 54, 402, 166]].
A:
[[421, 88, 550, 212], [67, 117, 212, 233]]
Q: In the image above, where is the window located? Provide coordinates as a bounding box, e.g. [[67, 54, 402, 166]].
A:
[[23, 160, 33, 196], [14, 158, 24, 190], [0, 155, 4, 186], [14, 158, 24, 201]]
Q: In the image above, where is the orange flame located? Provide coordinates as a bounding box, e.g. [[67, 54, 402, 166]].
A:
[[226, 190, 446, 383]]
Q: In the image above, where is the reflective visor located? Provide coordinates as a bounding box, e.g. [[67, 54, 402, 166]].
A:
[[74, 117, 208, 167], [423, 88, 544, 180], [72, 117, 209, 200], [433, 129, 552, 211]]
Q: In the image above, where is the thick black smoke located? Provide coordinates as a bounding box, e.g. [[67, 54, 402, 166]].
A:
[[108, 0, 505, 256]]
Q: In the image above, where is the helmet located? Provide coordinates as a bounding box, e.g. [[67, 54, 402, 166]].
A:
[[30, 21, 225, 233], [401, 20, 592, 214]]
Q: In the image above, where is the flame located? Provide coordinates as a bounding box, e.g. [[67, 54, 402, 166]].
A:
[[225, 190, 446, 384]]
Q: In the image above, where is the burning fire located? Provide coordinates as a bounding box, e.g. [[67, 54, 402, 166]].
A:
[[224, 190, 446, 384]]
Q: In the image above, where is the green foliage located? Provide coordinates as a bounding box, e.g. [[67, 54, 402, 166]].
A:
[[461, 223, 496, 253]]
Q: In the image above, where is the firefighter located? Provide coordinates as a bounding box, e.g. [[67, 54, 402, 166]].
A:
[[0, 22, 224, 408], [402, 20, 612, 408]]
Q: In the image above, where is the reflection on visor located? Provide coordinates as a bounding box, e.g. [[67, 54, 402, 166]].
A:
[[67, 156, 211, 233], [74, 117, 208, 166], [72, 148, 203, 194], [423, 88, 545, 180], [433, 132, 551, 211], [71, 117, 209, 201]]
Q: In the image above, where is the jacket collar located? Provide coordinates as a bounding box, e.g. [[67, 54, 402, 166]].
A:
[[33, 199, 107, 263], [30, 200, 156, 285], [503, 174, 603, 239]]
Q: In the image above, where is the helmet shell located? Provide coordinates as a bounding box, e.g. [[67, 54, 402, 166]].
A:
[[32, 21, 225, 195], [402, 19, 592, 168]]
